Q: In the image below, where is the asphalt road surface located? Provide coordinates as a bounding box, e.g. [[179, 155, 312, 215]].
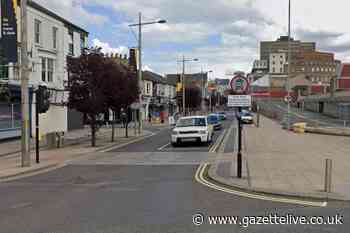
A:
[[0, 115, 349, 233]]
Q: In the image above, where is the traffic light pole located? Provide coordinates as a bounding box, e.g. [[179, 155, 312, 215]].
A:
[[237, 106, 242, 178], [35, 98, 40, 163]]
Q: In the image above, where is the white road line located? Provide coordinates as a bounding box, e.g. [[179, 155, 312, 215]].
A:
[[100, 133, 156, 153], [157, 143, 171, 151], [209, 129, 227, 153], [195, 163, 327, 207]]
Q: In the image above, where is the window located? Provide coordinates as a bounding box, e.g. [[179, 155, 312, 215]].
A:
[[146, 82, 151, 95], [68, 30, 74, 55], [34, 19, 41, 44], [0, 62, 8, 80], [272, 67, 275, 73], [41, 58, 55, 82], [80, 35, 85, 54], [47, 59, 54, 82], [53, 27, 58, 49], [41, 57, 46, 82], [280, 68, 283, 73]]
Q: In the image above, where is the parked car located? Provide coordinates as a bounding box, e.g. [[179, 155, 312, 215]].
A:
[[238, 110, 254, 124], [217, 112, 227, 121], [169, 112, 181, 126], [171, 116, 213, 146], [207, 114, 222, 130]]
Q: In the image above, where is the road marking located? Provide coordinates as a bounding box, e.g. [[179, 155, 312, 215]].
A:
[[99, 133, 156, 153], [195, 163, 327, 207], [157, 143, 171, 151], [209, 129, 227, 153]]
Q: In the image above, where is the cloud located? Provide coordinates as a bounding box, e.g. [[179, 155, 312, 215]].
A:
[[296, 28, 350, 53], [92, 39, 128, 55], [34, 0, 109, 27]]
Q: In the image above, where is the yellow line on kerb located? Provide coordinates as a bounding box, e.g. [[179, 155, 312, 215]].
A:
[[195, 163, 327, 207]]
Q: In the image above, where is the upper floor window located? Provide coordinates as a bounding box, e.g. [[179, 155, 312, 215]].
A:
[[53, 27, 58, 49], [80, 35, 86, 54], [34, 19, 41, 44], [41, 57, 55, 82], [68, 30, 74, 56]]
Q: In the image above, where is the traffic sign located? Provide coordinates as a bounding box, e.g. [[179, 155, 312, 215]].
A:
[[230, 75, 249, 94], [227, 95, 252, 107]]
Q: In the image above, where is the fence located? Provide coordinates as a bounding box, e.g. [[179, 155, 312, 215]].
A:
[[256, 100, 350, 128], [0, 103, 21, 130]]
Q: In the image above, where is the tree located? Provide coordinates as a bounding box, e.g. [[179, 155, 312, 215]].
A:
[[104, 59, 138, 139], [67, 48, 110, 147]]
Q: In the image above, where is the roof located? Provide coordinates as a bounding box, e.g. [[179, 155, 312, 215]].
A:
[[143, 71, 164, 83], [179, 116, 206, 120], [252, 74, 270, 87], [290, 74, 312, 87], [28, 1, 89, 35]]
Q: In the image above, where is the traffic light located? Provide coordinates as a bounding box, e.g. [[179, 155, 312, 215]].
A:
[[36, 86, 50, 114]]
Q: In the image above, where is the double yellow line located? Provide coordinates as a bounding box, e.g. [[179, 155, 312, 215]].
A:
[[195, 163, 327, 207]]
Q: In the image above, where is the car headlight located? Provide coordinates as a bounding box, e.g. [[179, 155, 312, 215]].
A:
[[199, 130, 207, 135], [172, 130, 179, 135]]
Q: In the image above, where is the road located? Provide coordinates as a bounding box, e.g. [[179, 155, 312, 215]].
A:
[[0, 114, 349, 233]]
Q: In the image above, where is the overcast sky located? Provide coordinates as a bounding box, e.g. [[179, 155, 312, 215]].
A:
[[36, 0, 350, 78]]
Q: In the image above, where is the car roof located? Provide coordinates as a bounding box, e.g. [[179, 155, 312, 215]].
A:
[[179, 116, 207, 120]]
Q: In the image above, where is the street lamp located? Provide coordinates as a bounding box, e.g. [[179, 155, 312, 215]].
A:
[[177, 56, 199, 115], [201, 69, 212, 112], [129, 13, 167, 134]]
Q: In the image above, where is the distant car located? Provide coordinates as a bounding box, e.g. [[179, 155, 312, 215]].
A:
[[207, 114, 222, 131], [239, 110, 254, 124], [171, 116, 213, 146], [217, 112, 226, 121]]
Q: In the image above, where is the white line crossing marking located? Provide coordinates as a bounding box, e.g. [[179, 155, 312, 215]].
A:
[[195, 163, 327, 207], [157, 143, 171, 151]]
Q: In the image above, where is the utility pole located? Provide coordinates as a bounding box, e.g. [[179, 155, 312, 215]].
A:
[[138, 12, 143, 135], [182, 55, 186, 115], [20, 0, 31, 167], [286, 0, 292, 130]]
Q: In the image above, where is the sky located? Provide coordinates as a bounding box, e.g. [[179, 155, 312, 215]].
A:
[[35, 0, 350, 79]]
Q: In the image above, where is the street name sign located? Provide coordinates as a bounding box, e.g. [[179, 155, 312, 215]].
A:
[[227, 95, 252, 107]]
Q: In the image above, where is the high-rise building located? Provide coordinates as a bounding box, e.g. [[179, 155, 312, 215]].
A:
[[260, 36, 316, 67]]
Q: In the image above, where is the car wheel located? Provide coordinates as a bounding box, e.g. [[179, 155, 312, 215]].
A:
[[171, 142, 178, 147]]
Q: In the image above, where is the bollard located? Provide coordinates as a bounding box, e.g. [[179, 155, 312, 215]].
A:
[[324, 159, 332, 193]]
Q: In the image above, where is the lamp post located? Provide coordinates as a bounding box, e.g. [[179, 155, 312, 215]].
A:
[[201, 68, 212, 112], [177, 56, 199, 115], [129, 13, 166, 134], [287, 0, 292, 130]]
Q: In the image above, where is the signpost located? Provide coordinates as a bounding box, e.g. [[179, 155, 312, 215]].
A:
[[228, 74, 251, 178]]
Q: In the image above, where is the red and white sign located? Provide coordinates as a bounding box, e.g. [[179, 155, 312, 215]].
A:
[[230, 75, 249, 94]]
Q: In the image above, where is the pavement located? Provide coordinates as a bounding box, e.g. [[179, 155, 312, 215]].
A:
[[209, 115, 350, 201], [0, 124, 155, 181]]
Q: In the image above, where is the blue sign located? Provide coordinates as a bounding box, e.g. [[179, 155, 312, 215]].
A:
[[0, 0, 18, 63]]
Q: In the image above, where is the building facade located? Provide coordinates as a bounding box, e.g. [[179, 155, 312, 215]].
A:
[[142, 71, 176, 123], [0, 1, 88, 139], [293, 51, 339, 85], [269, 53, 286, 74], [260, 36, 316, 67]]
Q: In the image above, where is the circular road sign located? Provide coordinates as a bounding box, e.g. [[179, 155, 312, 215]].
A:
[[230, 75, 249, 94]]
